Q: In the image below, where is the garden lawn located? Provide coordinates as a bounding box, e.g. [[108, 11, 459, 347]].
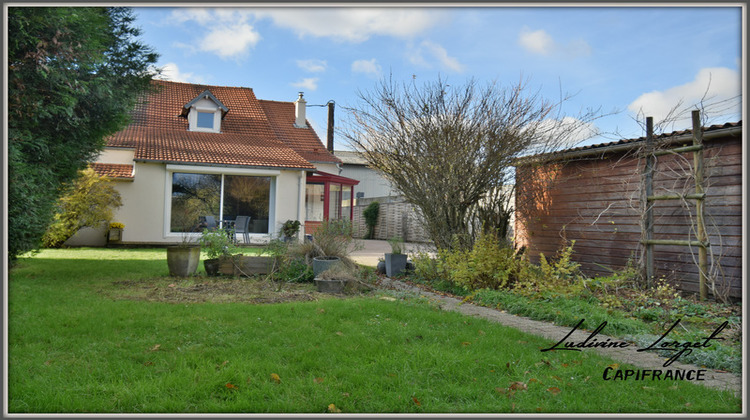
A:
[[8, 249, 741, 413]]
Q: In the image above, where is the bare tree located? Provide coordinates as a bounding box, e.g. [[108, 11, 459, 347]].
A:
[[341, 75, 602, 250]]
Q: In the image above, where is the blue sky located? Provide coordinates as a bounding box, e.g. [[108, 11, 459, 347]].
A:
[[133, 5, 743, 150]]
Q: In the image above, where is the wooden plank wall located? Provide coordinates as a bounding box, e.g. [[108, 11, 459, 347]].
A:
[[515, 135, 742, 298]]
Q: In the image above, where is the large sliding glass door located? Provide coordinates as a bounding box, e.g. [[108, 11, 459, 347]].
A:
[[171, 172, 271, 233]]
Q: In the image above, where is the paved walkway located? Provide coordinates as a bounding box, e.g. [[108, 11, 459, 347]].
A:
[[349, 239, 435, 267], [376, 277, 742, 397]]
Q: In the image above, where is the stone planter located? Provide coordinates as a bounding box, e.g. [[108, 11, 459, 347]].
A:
[[385, 253, 408, 278], [314, 278, 346, 294], [313, 256, 341, 277], [107, 228, 122, 243], [167, 246, 201, 277]]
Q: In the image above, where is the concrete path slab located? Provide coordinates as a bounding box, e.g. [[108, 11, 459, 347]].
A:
[[349, 239, 435, 267], [377, 277, 742, 397]]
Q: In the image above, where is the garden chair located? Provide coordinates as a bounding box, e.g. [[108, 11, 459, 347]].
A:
[[234, 215, 251, 244]]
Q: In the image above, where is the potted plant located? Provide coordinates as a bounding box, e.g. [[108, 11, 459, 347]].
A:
[[107, 222, 124, 243], [167, 233, 201, 277], [280, 220, 301, 243], [385, 236, 407, 277], [199, 228, 238, 276]]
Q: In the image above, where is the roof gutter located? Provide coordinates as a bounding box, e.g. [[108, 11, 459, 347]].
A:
[[515, 125, 742, 165]]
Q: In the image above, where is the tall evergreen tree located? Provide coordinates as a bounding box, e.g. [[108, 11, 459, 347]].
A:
[[8, 7, 158, 261]]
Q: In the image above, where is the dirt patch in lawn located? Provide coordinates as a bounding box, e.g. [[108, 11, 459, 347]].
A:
[[104, 277, 329, 304]]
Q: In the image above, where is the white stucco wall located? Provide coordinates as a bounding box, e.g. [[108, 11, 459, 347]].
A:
[[67, 161, 307, 246], [339, 164, 397, 200], [97, 147, 135, 164]]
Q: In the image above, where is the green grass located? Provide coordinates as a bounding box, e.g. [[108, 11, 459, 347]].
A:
[[8, 248, 741, 413]]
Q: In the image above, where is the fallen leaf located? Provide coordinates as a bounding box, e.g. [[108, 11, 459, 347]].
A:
[[150, 344, 161, 352], [317, 308, 326, 314], [489, 369, 495, 373], [314, 377, 324, 384], [685, 403, 692, 407], [529, 378, 541, 384], [495, 387, 507, 394], [547, 387, 561, 395], [342, 392, 350, 398], [642, 386, 654, 390], [327, 403, 341, 413], [216, 360, 229, 369], [412, 396, 421, 406], [168, 283, 176, 288], [478, 330, 485, 335], [562, 363, 569, 367], [270, 373, 281, 384], [509, 381, 527, 391], [143, 361, 154, 366], [461, 341, 471, 346], [226, 383, 238, 390], [607, 363, 619, 370], [335, 331, 343, 336], [551, 375, 562, 382]]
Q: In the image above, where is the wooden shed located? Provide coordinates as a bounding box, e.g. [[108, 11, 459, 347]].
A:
[[514, 121, 743, 299]]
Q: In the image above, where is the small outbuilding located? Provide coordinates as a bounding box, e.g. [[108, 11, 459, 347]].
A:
[[514, 121, 742, 299]]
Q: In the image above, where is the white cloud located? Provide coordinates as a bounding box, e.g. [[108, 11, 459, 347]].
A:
[[519, 28, 555, 55], [291, 78, 319, 91], [199, 23, 261, 58], [256, 9, 442, 42], [169, 9, 261, 59], [408, 40, 465, 73], [352, 59, 382, 77], [297, 59, 327, 73], [154, 62, 206, 84], [518, 27, 591, 58], [628, 67, 741, 126]]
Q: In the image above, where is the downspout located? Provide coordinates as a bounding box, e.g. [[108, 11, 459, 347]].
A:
[[298, 171, 306, 241]]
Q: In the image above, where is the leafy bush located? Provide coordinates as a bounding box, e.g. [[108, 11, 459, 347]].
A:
[[439, 232, 521, 291], [42, 168, 122, 248], [410, 251, 444, 282], [362, 201, 380, 239], [513, 241, 585, 297], [199, 228, 237, 259]]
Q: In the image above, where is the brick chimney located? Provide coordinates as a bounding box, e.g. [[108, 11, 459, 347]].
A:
[[294, 92, 307, 128]]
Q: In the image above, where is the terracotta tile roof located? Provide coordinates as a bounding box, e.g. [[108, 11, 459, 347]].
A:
[[91, 163, 134, 179], [259, 99, 341, 164], [106, 80, 319, 170]]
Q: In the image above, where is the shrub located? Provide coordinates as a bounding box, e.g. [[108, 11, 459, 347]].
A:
[[439, 232, 521, 291], [513, 240, 585, 297], [199, 228, 237, 259], [42, 168, 122, 248], [362, 201, 380, 239], [410, 251, 444, 282]]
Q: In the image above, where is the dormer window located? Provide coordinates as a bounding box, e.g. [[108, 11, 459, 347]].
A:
[[181, 89, 229, 133], [196, 111, 215, 129]]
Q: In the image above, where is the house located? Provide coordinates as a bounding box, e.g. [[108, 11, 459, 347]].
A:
[[514, 121, 742, 298], [333, 150, 398, 202], [67, 80, 358, 246]]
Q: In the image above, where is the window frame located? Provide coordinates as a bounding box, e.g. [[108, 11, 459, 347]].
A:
[[164, 164, 279, 239]]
